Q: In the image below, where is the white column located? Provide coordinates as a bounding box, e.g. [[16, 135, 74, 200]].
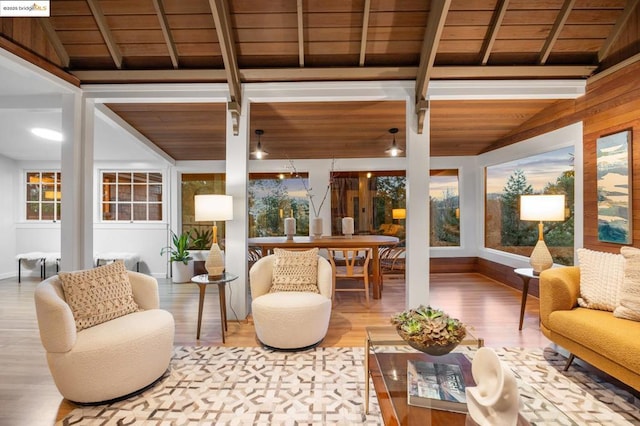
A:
[[60, 93, 94, 271], [225, 98, 249, 319], [405, 100, 430, 308]]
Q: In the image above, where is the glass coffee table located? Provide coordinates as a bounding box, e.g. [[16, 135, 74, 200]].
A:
[[364, 326, 577, 425]]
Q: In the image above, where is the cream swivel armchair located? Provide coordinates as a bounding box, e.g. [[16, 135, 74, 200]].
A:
[[34, 266, 175, 403], [250, 250, 333, 349]]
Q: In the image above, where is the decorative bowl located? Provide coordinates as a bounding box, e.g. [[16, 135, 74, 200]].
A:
[[391, 305, 466, 356]]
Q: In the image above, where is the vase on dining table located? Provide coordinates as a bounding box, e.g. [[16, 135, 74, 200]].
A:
[[310, 217, 323, 239]]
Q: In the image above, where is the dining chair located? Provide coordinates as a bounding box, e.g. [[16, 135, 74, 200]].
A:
[[327, 247, 372, 307]]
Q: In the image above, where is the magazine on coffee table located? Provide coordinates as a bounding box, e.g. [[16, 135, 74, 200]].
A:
[[407, 359, 468, 413]]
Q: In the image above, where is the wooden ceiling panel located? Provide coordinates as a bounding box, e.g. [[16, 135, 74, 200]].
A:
[[249, 101, 406, 160], [106, 103, 227, 161], [166, 14, 215, 28], [162, 0, 212, 14], [429, 99, 559, 156], [97, 1, 157, 15]]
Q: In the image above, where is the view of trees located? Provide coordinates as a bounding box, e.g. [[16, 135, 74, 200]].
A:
[[248, 176, 310, 237], [486, 148, 574, 265], [430, 173, 460, 246]]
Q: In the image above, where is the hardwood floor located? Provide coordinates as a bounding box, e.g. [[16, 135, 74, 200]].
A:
[[0, 271, 549, 425]]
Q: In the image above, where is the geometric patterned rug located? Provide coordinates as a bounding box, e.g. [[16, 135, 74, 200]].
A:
[[57, 346, 640, 426]]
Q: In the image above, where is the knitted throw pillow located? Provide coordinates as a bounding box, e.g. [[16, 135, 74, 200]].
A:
[[577, 248, 624, 311], [270, 248, 319, 293], [59, 261, 139, 331], [614, 247, 640, 321]]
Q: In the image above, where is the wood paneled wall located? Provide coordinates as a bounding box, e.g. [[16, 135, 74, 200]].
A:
[[491, 60, 640, 253]]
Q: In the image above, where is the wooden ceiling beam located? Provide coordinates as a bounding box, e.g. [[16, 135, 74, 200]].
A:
[[209, 0, 242, 135], [297, 0, 305, 67], [86, 0, 123, 69], [598, 0, 640, 62], [359, 0, 371, 67], [71, 64, 596, 83], [38, 19, 70, 69], [480, 0, 510, 65], [152, 0, 179, 69], [538, 0, 576, 65], [415, 0, 452, 133]]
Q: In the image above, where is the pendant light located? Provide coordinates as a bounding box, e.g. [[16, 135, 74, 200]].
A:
[[385, 127, 403, 157], [253, 129, 268, 159]]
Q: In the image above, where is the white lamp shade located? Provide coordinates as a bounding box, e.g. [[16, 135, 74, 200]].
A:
[[520, 195, 565, 222], [194, 194, 233, 221]]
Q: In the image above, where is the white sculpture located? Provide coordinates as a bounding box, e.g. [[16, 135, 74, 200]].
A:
[[465, 347, 521, 426]]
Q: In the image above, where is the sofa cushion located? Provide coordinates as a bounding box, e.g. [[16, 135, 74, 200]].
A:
[[549, 307, 640, 374], [577, 248, 624, 311], [614, 246, 640, 321], [59, 261, 139, 331], [270, 248, 319, 293]]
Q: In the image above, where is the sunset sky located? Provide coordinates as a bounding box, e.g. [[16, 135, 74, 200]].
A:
[[485, 146, 574, 194]]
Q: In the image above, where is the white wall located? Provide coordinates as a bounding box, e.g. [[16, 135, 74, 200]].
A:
[[0, 154, 17, 279]]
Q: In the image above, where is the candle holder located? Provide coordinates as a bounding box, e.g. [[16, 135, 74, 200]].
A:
[[342, 217, 354, 238]]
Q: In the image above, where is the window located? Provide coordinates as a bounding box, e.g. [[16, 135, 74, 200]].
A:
[[181, 173, 226, 248], [26, 171, 61, 221], [249, 173, 310, 237], [330, 171, 406, 238], [101, 172, 163, 221], [430, 170, 460, 246], [485, 146, 575, 265]]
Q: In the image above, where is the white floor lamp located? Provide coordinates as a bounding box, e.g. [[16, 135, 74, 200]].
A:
[[520, 194, 566, 275], [195, 194, 233, 278]]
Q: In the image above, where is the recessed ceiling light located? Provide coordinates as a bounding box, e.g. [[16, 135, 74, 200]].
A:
[[31, 128, 63, 142]]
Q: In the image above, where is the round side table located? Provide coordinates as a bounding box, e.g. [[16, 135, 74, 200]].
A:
[[190, 272, 238, 342], [514, 268, 539, 330]]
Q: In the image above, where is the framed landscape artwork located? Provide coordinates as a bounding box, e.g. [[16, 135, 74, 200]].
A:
[[597, 130, 633, 244]]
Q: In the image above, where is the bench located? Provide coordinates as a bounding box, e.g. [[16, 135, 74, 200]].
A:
[[94, 252, 141, 271], [16, 252, 60, 282]]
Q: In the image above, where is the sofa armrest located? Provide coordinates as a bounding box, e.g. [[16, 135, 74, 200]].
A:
[[250, 255, 275, 298], [34, 277, 77, 353], [129, 271, 160, 310], [317, 256, 333, 299], [539, 266, 580, 328]]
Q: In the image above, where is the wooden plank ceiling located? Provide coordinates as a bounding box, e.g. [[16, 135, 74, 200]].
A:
[[2, 0, 639, 160]]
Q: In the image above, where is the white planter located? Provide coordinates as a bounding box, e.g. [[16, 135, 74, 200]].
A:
[[171, 260, 193, 283]]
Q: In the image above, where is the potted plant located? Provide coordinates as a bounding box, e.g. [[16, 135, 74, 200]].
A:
[[160, 231, 193, 283], [391, 305, 467, 355]]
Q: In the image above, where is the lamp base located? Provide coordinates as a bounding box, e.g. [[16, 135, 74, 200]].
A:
[[530, 239, 553, 275], [205, 243, 225, 278]]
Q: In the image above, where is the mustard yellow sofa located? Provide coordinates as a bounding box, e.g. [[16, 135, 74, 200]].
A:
[[539, 267, 640, 390]]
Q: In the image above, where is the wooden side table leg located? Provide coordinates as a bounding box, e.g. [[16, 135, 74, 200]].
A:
[[519, 276, 531, 331], [372, 246, 380, 299], [364, 336, 370, 414], [219, 283, 227, 343], [197, 284, 206, 340]]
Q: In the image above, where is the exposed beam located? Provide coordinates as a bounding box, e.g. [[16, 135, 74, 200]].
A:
[[38, 18, 70, 69], [415, 0, 452, 133], [480, 0, 509, 65], [359, 0, 371, 66], [538, 0, 576, 64], [588, 51, 640, 84], [209, 0, 242, 135], [297, 0, 305, 67], [95, 104, 176, 165], [152, 0, 179, 69], [598, 0, 640, 62], [71, 65, 596, 84], [0, 35, 80, 87], [86, 0, 123, 69]]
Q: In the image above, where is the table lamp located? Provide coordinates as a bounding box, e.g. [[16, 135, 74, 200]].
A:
[[520, 194, 565, 275], [195, 194, 233, 278], [392, 208, 406, 221]]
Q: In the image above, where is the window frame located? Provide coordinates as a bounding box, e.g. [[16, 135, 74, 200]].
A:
[[24, 170, 62, 222], [99, 170, 164, 223]]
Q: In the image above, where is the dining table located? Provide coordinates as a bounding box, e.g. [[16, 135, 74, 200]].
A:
[[247, 235, 400, 299]]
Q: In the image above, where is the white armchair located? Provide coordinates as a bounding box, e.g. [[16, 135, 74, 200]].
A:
[[250, 254, 332, 349], [34, 271, 175, 403]]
